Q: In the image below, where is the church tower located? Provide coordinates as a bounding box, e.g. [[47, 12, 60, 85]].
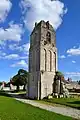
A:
[[28, 20, 57, 99]]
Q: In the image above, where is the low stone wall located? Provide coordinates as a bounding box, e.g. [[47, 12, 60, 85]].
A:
[[66, 83, 80, 89], [66, 84, 80, 93]]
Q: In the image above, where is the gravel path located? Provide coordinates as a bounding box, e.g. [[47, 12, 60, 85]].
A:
[[15, 98, 80, 119]]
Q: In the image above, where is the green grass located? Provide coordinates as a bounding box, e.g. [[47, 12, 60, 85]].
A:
[[43, 97, 80, 109], [0, 96, 74, 120]]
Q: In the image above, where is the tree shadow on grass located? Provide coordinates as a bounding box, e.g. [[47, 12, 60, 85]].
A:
[[67, 101, 80, 110], [0, 91, 11, 97], [0, 91, 27, 99]]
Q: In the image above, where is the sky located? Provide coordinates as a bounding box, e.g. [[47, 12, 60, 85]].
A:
[[0, 0, 80, 82]]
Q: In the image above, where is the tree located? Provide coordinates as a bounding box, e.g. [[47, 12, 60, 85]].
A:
[[53, 71, 64, 94], [0, 82, 2, 86], [78, 80, 80, 85], [11, 69, 29, 91], [55, 71, 64, 80], [18, 69, 29, 90]]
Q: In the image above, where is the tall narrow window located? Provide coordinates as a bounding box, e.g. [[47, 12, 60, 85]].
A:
[[47, 50, 52, 71], [44, 49, 47, 71], [46, 32, 51, 43], [36, 50, 40, 71], [54, 52, 56, 72], [50, 51, 52, 71], [48, 50, 52, 71]]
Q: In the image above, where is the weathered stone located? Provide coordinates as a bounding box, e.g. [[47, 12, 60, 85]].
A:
[[27, 20, 57, 99]]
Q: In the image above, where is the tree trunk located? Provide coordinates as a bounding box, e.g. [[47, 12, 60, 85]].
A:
[[17, 85, 19, 91], [23, 85, 26, 91]]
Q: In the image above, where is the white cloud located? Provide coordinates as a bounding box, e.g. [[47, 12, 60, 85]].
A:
[[21, 43, 30, 53], [4, 54, 19, 59], [20, 0, 67, 30], [0, 23, 23, 42], [67, 54, 71, 57], [8, 44, 18, 50], [0, 51, 6, 57], [0, 53, 28, 60], [11, 60, 28, 68], [65, 72, 80, 81], [72, 60, 76, 63], [9, 43, 30, 54], [67, 47, 80, 56], [0, 0, 12, 22], [73, 46, 76, 49], [65, 72, 80, 77], [0, 40, 5, 46], [59, 55, 66, 59]]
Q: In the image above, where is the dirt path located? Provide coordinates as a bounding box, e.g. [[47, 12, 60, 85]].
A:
[[15, 98, 80, 119]]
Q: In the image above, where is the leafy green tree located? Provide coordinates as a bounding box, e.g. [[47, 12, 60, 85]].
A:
[[55, 71, 64, 80], [18, 69, 29, 90], [0, 82, 2, 86], [53, 71, 64, 93], [11, 69, 29, 91], [78, 80, 80, 85]]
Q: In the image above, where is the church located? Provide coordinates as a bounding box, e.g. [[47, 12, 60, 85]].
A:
[[27, 20, 57, 99]]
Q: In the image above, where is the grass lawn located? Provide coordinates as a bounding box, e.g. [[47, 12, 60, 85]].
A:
[[0, 96, 74, 120], [43, 97, 80, 109]]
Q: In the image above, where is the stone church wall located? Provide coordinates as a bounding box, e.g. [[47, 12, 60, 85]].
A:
[[28, 20, 57, 99]]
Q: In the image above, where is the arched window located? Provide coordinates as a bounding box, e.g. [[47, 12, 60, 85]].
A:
[[44, 49, 47, 71], [50, 51, 52, 71], [46, 32, 51, 43], [47, 50, 52, 71], [54, 52, 56, 72], [36, 50, 40, 71], [48, 50, 52, 71]]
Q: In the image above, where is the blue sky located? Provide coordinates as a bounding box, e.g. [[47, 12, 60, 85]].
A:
[[0, 0, 80, 82]]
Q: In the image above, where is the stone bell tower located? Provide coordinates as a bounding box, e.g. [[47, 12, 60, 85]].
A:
[[28, 20, 57, 99]]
